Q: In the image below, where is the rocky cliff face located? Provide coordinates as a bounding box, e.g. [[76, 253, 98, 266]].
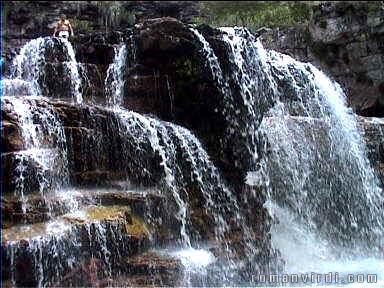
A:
[[2, 2, 384, 286], [2, 1, 199, 69], [263, 1, 384, 116], [4, 2, 384, 116]]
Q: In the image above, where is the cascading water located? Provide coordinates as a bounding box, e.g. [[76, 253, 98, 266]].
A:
[[215, 27, 384, 284], [60, 39, 83, 104], [8, 37, 82, 103], [4, 22, 384, 287], [2, 36, 82, 206], [189, 25, 384, 285], [2, 37, 86, 287], [102, 36, 266, 283], [10, 37, 47, 96], [105, 44, 127, 107], [2, 97, 69, 206]]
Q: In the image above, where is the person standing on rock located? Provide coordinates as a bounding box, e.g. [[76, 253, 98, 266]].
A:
[[53, 14, 74, 39]]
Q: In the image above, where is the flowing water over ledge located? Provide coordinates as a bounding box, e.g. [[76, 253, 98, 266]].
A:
[[2, 25, 384, 287]]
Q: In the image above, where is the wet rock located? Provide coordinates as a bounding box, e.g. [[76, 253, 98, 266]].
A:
[[358, 116, 384, 184], [1, 152, 44, 196], [262, 1, 384, 116], [75, 42, 116, 65], [1, 120, 24, 152], [1, 194, 70, 226], [2, 205, 150, 287], [120, 252, 183, 286], [80, 63, 109, 104], [1, 98, 165, 191], [127, 18, 245, 190]]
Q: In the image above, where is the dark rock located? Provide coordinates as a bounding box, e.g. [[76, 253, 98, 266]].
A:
[[2, 205, 151, 287], [79, 63, 109, 104], [1, 151, 44, 196], [125, 1, 200, 24], [119, 252, 182, 286], [134, 17, 197, 56], [1, 194, 70, 226], [358, 116, 384, 184], [127, 18, 245, 190], [1, 120, 24, 152], [262, 1, 384, 116], [75, 42, 116, 65], [2, 1, 201, 71]]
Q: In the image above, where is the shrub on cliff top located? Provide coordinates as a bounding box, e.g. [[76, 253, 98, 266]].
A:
[[195, 1, 320, 29]]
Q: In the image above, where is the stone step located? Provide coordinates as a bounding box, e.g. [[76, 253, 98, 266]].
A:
[[114, 251, 183, 287], [2, 62, 109, 103], [2, 204, 151, 287], [2, 189, 165, 227]]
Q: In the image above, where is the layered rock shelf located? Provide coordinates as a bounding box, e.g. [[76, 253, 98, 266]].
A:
[[2, 2, 384, 287]]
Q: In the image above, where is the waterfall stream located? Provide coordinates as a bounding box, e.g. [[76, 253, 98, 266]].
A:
[[192, 26, 384, 285], [3, 26, 384, 287], [219, 28, 384, 284], [9, 37, 82, 103], [105, 44, 127, 107]]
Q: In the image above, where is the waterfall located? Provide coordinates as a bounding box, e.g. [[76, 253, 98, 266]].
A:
[[4, 23, 384, 287], [60, 39, 83, 104], [2, 97, 70, 210], [113, 108, 245, 249], [104, 39, 236, 248], [105, 44, 127, 107], [10, 38, 47, 96], [190, 26, 384, 283], [2, 36, 84, 210], [9, 37, 83, 103], [214, 27, 384, 274]]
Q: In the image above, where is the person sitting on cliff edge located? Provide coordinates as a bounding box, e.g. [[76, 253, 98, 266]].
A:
[[53, 14, 74, 39]]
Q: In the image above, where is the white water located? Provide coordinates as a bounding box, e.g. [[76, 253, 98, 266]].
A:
[[5, 26, 384, 287], [171, 248, 215, 270], [114, 108, 243, 248], [9, 37, 82, 103], [4, 37, 85, 206], [193, 26, 384, 285], [2, 97, 69, 211], [60, 39, 83, 104], [10, 38, 47, 95], [105, 44, 127, 107], [105, 40, 243, 250], [171, 247, 216, 286]]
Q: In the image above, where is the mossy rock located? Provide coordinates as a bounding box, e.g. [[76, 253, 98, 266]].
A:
[[126, 216, 150, 239]]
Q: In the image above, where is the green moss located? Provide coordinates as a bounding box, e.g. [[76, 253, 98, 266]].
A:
[[71, 19, 96, 34], [126, 216, 150, 238], [319, 19, 327, 29], [176, 57, 200, 78], [86, 205, 128, 221], [195, 1, 321, 29]]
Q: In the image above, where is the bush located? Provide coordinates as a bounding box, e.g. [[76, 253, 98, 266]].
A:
[[196, 1, 320, 29]]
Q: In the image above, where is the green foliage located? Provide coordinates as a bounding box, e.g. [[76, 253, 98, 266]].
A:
[[71, 19, 95, 34], [196, 1, 321, 29], [92, 1, 135, 31]]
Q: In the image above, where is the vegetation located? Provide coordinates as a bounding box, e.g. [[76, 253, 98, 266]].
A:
[[195, 1, 321, 30], [86, 205, 128, 221], [71, 19, 96, 34], [126, 216, 150, 238], [92, 1, 136, 31]]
